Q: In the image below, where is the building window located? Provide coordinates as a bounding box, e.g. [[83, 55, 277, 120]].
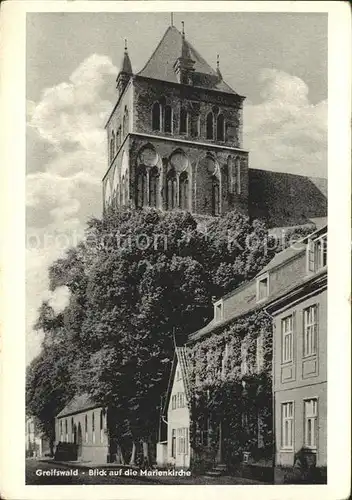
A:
[[164, 105, 172, 133], [92, 412, 95, 444], [180, 107, 188, 134], [212, 177, 220, 216], [177, 428, 187, 454], [216, 114, 225, 141], [171, 394, 177, 410], [307, 234, 327, 272], [241, 341, 248, 376], [65, 419, 68, 442], [167, 169, 177, 210], [236, 157, 241, 194], [100, 411, 104, 443], [303, 305, 318, 357], [122, 108, 129, 137], [191, 115, 200, 137], [136, 168, 148, 208], [171, 429, 176, 458], [60, 420, 63, 442], [221, 342, 229, 380], [116, 128, 120, 150], [110, 136, 115, 163], [282, 315, 293, 363], [304, 399, 318, 449], [256, 333, 265, 372], [71, 417, 74, 441], [176, 368, 181, 381], [149, 167, 159, 208], [179, 171, 189, 210], [85, 415, 88, 443], [281, 402, 294, 449], [257, 275, 269, 301], [206, 112, 214, 140], [152, 102, 161, 131], [214, 301, 223, 322]]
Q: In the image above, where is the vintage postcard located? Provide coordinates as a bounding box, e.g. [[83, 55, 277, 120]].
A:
[[0, 1, 350, 499]]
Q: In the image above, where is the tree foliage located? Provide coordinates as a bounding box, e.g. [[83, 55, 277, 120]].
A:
[[26, 207, 276, 459]]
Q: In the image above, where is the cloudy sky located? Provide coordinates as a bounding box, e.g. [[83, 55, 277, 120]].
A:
[[26, 12, 328, 363]]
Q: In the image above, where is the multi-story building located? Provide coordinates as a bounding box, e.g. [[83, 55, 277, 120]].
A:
[[266, 225, 327, 483], [158, 225, 327, 484]]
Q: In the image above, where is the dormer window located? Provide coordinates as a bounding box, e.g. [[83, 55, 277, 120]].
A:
[[257, 274, 269, 302], [307, 233, 327, 273], [214, 300, 223, 321]]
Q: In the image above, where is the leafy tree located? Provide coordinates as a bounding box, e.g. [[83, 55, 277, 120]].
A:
[[27, 207, 276, 462]]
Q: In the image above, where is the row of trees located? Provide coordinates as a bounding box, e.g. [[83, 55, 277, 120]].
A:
[[26, 207, 312, 462]]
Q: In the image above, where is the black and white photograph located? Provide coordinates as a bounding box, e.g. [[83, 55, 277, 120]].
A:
[[0, 2, 350, 499]]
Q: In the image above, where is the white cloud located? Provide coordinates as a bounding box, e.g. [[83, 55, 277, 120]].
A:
[[26, 54, 116, 362], [244, 68, 327, 178]]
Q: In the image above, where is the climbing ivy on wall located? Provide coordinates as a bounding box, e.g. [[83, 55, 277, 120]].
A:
[[187, 310, 273, 466]]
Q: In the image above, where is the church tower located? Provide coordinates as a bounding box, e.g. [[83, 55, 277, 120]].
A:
[[103, 22, 249, 217]]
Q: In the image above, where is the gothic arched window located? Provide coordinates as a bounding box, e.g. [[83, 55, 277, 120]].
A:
[[206, 112, 214, 140], [149, 167, 159, 208], [216, 114, 225, 141], [180, 107, 188, 134], [212, 177, 220, 216], [123, 108, 129, 137], [164, 105, 172, 133], [179, 171, 189, 210], [110, 131, 115, 162], [120, 175, 125, 206], [167, 169, 177, 210], [236, 157, 241, 194], [100, 410, 104, 443], [152, 102, 161, 131], [191, 115, 200, 137], [136, 168, 148, 208]]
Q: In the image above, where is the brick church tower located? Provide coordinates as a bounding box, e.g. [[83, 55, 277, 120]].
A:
[[103, 22, 249, 217]]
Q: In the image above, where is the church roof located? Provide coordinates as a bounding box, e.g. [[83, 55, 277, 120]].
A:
[[56, 393, 101, 418], [120, 50, 133, 75], [138, 26, 237, 95], [248, 169, 327, 228]]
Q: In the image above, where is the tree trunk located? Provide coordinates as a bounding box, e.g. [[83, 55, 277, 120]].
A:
[[118, 446, 126, 465], [142, 440, 150, 467], [129, 441, 137, 465]]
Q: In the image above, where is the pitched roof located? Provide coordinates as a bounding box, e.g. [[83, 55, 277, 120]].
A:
[[248, 169, 327, 228], [163, 346, 191, 414], [120, 50, 133, 75], [138, 26, 237, 94], [56, 394, 101, 419]]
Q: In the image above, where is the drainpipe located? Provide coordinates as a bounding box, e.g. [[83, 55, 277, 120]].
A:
[[263, 307, 276, 481]]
